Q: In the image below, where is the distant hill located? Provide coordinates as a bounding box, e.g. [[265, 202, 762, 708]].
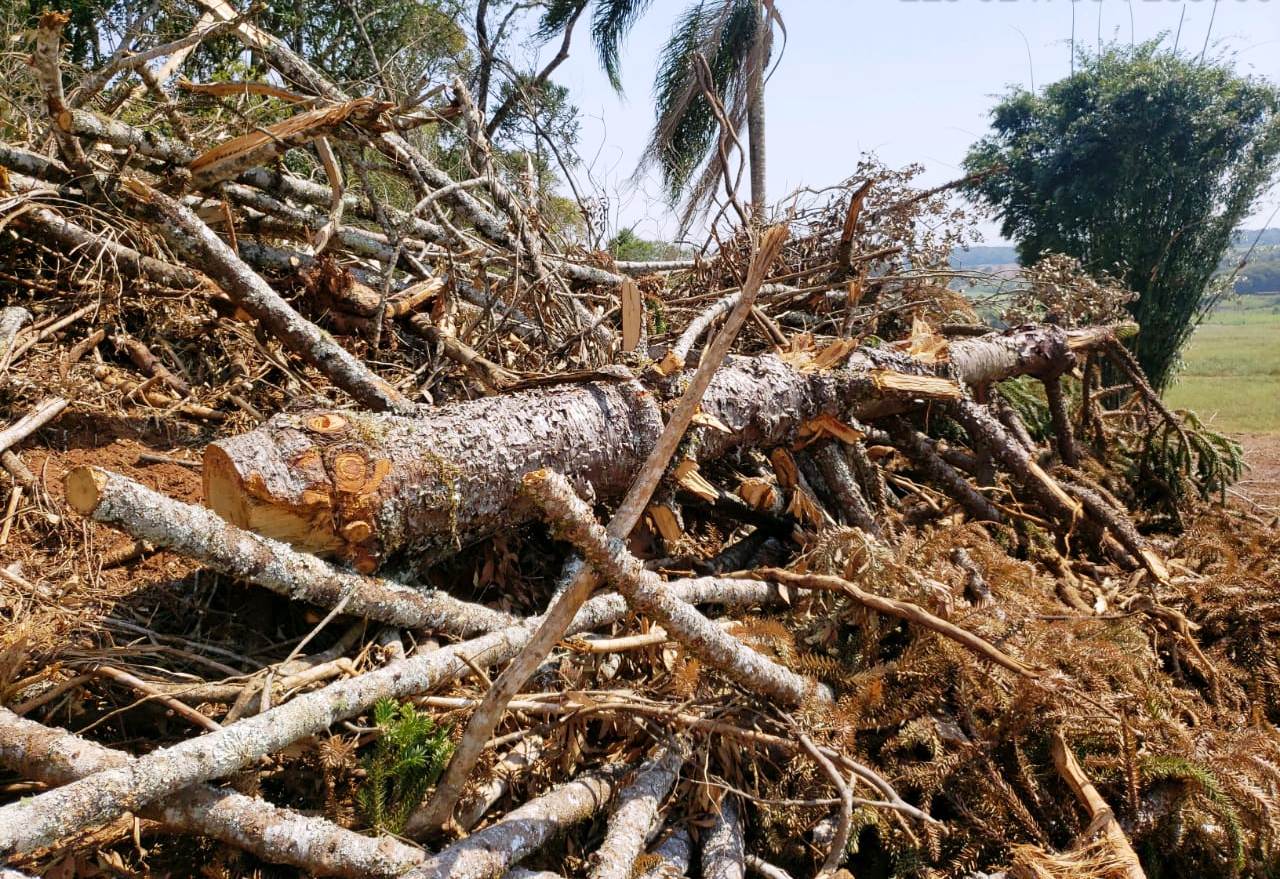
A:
[[948, 230, 1280, 288], [1233, 228, 1280, 248], [950, 245, 1019, 269]]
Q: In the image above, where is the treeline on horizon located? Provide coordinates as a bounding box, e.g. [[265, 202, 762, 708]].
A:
[[947, 229, 1280, 294]]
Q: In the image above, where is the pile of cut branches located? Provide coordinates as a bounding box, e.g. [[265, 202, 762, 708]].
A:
[[0, 8, 1276, 879]]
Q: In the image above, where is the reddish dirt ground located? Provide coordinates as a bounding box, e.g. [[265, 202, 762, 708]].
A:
[[1235, 432, 1280, 513]]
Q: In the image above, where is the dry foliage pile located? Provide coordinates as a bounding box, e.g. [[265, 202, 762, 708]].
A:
[[0, 8, 1277, 879]]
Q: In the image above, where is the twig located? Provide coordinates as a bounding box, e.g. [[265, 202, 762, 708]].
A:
[[757, 568, 1038, 677], [90, 665, 221, 732]]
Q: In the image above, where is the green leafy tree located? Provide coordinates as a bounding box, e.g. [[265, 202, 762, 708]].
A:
[[965, 41, 1280, 389], [540, 0, 777, 223], [607, 227, 687, 261], [12, 0, 466, 91]]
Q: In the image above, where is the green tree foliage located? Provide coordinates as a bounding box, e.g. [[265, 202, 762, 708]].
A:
[[607, 227, 687, 261], [643, 0, 770, 223], [965, 42, 1280, 389], [356, 698, 453, 835], [12, 0, 466, 91]]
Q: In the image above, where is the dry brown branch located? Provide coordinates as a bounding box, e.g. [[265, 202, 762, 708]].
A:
[[758, 568, 1038, 677], [1050, 731, 1147, 879]]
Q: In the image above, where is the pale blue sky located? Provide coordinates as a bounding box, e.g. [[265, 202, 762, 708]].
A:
[[544, 0, 1280, 244]]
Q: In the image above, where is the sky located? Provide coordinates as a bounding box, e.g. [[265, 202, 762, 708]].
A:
[[543, 0, 1280, 245]]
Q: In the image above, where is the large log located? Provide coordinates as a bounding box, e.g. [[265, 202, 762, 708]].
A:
[[203, 325, 1118, 571]]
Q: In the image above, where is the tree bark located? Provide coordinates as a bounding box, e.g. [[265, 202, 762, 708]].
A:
[[702, 798, 746, 879], [589, 744, 686, 879], [0, 308, 32, 368], [399, 767, 628, 879], [638, 827, 693, 879], [66, 466, 515, 635], [203, 325, 1115, 570], [0, 708, 424, 877], [0, 578, 783, 859]]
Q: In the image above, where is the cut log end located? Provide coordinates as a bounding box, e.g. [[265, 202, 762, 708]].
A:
[[202, 443, 344, 556], [65, 466, 107, 515]]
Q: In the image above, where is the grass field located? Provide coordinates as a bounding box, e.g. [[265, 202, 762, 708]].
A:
[[1164, 293, 1280, 434]]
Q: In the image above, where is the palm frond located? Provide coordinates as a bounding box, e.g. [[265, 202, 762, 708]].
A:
[[591, 0, 660, 91], [643, 0, 761, 206]]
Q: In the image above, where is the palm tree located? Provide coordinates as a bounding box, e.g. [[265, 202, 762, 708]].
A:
[[540, 0, 777, 227]]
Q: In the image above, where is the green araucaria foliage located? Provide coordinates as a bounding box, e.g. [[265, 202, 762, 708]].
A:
[[357, 698, 453, 835]]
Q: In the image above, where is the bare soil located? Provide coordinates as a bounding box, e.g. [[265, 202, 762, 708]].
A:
[[1236, 432, 1280, 512]]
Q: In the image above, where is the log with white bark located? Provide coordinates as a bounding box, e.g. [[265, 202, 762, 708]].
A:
[[203, 325, 1119, 571], [0, 707, 425, 877], [0, 399, 68, 458], [524, 470, 828, 706], [0, 577, 783, 858], [0, 307, 31, 368], [455, 735, 546, 830], [589, 743, 686, 879], [399, 767, 628, 879], [637, 827, 693, 879], [65, 466, 515, 635], [701, 798, 747, 879]]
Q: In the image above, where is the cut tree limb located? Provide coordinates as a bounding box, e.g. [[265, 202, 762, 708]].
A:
[[702, 798, 746, 879], [0, 707, 425, 877], [589, 743, 686, 879], [203, 325, 1118, 569], [638, 827, 693, 879], [0, 307, 32, 369], [0, 399, 68, 458], [399, 766, 628, 879], [116, 177, 408, 412], [1051, 730, 1147, 879], [0, 578, 782, 858], [524, 470, 829, 706], [65, 466, 514, 636]]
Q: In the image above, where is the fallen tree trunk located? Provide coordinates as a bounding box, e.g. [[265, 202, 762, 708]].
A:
[[203, 325, 1121, 570]]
